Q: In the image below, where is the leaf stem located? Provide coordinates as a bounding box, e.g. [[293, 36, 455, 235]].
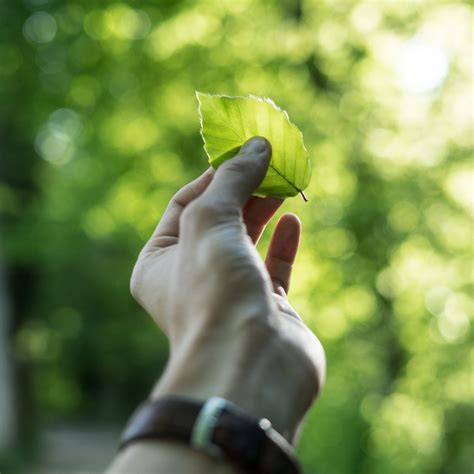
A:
[[268, 164, 304, 197], [300, 191, 308, 202]]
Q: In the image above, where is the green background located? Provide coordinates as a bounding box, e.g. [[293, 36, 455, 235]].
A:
[[1, 0, 472, 473]]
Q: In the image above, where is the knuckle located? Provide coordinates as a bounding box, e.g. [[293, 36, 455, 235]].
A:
[[282, 329, 325, 397], [238, 315, 277, 342], [220, 158, 246, 175], [223, 153, 267, 177], [202, 227, 261, 274]]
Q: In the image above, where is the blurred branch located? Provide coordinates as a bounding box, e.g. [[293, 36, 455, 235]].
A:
[[283, 0, 303, 22], [305, 53, 337, 93]]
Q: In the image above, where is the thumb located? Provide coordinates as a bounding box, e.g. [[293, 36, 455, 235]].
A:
[[200, 136, 271, 209]]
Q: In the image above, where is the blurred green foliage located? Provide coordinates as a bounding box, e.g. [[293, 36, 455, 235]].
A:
[[1, 0, 473, 473]]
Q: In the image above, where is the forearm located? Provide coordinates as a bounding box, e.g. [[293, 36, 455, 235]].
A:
[[107, 326, 311, 473], [106, 441, 239, 474]]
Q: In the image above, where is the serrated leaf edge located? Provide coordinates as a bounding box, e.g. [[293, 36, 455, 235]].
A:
[[196, 91, 310, 196]]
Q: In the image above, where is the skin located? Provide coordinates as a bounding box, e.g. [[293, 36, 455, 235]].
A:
[[107, 137, 326, 473]]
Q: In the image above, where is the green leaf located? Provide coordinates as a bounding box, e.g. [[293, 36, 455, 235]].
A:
[[197, 92, 311, 199]]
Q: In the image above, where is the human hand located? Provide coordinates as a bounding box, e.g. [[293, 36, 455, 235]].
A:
[[130, 137, 325, 442]]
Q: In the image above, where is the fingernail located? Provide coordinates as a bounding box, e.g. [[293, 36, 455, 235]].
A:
[[241, 136, 271, 155]]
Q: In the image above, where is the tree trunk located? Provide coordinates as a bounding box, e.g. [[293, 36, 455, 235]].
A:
[[0, 239, 17, 453]]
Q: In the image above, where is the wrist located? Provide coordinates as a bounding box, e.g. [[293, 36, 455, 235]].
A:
[[151, 318, 316, 442], [108, 438, 239, 474]]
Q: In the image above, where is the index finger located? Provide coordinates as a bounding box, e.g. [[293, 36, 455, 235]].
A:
[[145, 167, 214, 250]]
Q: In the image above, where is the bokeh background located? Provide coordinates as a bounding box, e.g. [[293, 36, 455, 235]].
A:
[[1, 1, 473, 473]]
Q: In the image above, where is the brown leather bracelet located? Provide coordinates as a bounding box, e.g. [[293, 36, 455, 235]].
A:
[[119, 396, 302, 474]]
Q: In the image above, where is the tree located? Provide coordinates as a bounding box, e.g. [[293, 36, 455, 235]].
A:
[[1, 1, 472, 473]]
